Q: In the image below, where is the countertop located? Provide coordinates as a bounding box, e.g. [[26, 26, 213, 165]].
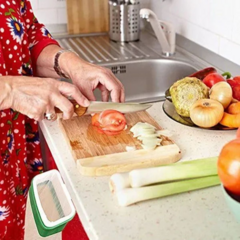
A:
[[40, 102, 240, 240]]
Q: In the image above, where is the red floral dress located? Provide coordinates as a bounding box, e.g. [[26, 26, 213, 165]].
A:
[[0, 1, 59, 239]]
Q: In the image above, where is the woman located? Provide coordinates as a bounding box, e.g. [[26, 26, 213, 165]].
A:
[[0, 0, 124, 239]]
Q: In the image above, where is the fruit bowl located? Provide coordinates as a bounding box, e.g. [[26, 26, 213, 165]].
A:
[[163, 88, 234, 131], [221, 184, 240, 222]]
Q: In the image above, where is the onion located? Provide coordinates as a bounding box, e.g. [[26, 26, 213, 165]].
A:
[[126, 146, 137, 152], [190, 99, 224, 128], [209, 81, 232, 109], [138, 134, 159, 140], [130, 122, 155, 133], [130, 122, 161, 150]]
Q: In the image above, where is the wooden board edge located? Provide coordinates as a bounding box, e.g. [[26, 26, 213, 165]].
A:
[[77, 144, 182, 176], [57, 117, 78, 159]]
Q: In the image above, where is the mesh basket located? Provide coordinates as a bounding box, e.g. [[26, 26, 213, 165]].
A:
[[109, 1, 140, 42]]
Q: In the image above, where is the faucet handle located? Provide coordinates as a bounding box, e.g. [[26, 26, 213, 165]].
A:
[[159, 20, 176, 55], [140, 8, 175, 56]]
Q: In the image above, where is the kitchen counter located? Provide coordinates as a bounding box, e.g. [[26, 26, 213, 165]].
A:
[[40, 102, 240, 240]]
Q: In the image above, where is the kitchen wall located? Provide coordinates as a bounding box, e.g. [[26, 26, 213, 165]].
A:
[[30, 0, 67, 25], [149, 0, 240, 66], [30, 0, 239, 66], [30, 0, 150, 29]]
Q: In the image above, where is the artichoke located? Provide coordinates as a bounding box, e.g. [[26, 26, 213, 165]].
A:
[[170, 77, 209, 117]]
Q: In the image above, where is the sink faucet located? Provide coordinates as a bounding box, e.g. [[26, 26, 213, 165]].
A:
[[140, 8, 175, 57]]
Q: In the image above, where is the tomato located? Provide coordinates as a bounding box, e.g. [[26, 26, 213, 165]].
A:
[[218, 139, 240, 195], [202, 73, 225, 88], [227, 79, 240, 101], [91, 110, 126, 136], [233, 76, 240, 84], [189, 67, 217, 80]]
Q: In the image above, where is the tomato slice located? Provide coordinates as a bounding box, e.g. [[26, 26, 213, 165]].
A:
[[91, 110, 126, 135], [98, 110, 126, 125], [91, 113, 100, 127]]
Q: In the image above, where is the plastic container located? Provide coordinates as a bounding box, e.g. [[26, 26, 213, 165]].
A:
[[221, 184, 240, 223], [29, 170, 76, 237]]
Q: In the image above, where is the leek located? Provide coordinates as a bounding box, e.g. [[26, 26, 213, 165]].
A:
[[109, 173, 130, 193], [130, 157, 218, 188], [117, 175, 220, 207]]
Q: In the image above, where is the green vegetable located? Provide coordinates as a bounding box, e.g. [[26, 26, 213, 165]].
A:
[[130, 157, 218, 188], [170, 77, 209, 117], [117, 176, 220, 207], [222, 72, 232, 79]]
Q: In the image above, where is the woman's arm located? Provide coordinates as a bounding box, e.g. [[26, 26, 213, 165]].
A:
[[35, 44, 63, 78], [0, 78, 11, 110], [36, 44, 125, 103], [22, 0, 124, 103]]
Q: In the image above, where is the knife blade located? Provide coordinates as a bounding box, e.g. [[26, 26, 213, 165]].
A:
[[55, 99, 152, 117]]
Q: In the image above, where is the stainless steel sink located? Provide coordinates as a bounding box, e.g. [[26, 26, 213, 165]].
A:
[[97, 59, 198, 103], [56, 33, 199, 103]]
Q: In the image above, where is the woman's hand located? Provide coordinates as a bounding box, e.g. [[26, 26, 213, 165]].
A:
[[36, 46, 125, 103], [0, 76, 90, 121], [59, 52, 125, 103]]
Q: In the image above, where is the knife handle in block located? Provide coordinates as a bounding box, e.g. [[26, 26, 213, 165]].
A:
[[55, 99, 87, 117]]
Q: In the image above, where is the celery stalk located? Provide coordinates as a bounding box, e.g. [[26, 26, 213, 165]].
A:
[[130, 157, 218, 188], [117, 175, 220, 207]]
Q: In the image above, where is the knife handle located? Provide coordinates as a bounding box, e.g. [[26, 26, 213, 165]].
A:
[[55, 99, 87, 117]]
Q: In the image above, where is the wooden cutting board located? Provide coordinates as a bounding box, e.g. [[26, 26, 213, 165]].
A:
[[66, 0, 109, 34], [59, 111, 181, 176]]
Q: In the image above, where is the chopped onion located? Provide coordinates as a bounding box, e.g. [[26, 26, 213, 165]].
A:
[[130, 122, 162, 150], [137, 134, 159, 140], [142, 138, 161, 145], [126, 146, 137, 152], [130, 122, 155, 133]]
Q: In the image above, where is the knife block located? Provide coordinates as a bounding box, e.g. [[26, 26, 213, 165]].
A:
[[66, 0, 109, 34]]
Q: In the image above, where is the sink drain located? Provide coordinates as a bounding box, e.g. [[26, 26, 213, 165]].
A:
[[111, 65, 126, 74]]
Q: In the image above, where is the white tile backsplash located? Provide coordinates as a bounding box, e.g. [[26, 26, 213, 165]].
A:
[[232, 0, 240, 44], [34, 9, 58, 25], [150, 0, 240, 66], [38, 0, 66, 9], [219, 37, 240, 64], [30, 0, 239, 65], [57, 8, 67, 24], [30, 0, 38, 9], [31, 0, 66, 24], [31, 0, 149, 26]]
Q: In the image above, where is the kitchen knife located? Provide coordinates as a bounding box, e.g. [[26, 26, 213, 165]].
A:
[[55, 99, 152, 117]]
